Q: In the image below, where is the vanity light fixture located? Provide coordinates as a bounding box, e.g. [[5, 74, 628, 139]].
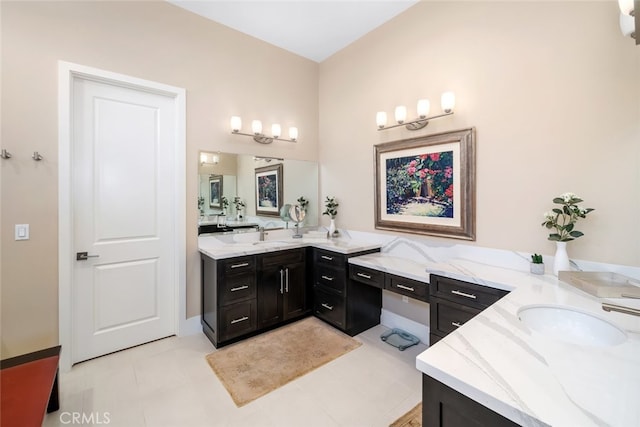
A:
[[230, 116, 298, 144], [200, 152, 219, 165], [376, 92, 456, 131]]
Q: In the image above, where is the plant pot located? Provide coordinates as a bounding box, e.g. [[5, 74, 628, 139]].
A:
[[530, 263, 545, 275], [553, 241, 571, 276], [328, 218, 336, 237]]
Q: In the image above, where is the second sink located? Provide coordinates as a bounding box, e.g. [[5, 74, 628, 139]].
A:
[[517, 304, 627, 347]]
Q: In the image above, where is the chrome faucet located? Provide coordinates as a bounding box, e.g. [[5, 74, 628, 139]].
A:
[[258, 227, 267, 241], [602, 302, 640, 317]]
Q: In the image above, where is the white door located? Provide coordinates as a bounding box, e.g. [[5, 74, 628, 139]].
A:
[[71, 76, 177, 363]]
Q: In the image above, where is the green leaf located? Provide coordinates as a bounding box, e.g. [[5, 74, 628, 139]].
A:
[[552, 208, 562, 214], [548, 234, 561, 241], [552, 198, 564, 204], [569, 231, 584, 238], [572, 198, 583, 203], [565, 223, 574, 232]]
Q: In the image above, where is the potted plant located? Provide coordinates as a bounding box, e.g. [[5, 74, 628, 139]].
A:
[[233, 197, 245, 221], [322, 196, 339, 237], [530, 253, 545, 275], [541, 192, 594, 275], [297, 196, 309, 213]]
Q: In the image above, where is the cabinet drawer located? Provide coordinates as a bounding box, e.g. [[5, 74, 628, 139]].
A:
[[220, 300, 257, 341], [385, 274, 429, 302], [222, 256, 256, 275], [432, 297, 480, 337], [219, 272, 256, 306], [349, 265, 384, 289], [313, 287, 345, 328], [314, 266, 346, 295], [431, 274, 507, 310], [313, 249, 346, 270], [259, 248, 305, 268]]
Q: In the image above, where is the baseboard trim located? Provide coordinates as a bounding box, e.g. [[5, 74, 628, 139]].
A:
[[380, 309, 429, 345]]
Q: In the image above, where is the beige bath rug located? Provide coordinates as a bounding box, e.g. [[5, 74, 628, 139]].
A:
[[205, 316, 361, 407]]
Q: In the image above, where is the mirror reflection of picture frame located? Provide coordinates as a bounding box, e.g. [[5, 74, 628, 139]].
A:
[[374, 128, 476, 240], [209, 175, 223, 208], [255, 164, 283, 216]]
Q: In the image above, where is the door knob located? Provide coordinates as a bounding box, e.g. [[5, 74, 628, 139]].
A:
[[76, 252, 100, 261]]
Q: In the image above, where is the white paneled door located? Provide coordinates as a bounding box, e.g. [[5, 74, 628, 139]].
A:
[[70, 75, 178, 364]]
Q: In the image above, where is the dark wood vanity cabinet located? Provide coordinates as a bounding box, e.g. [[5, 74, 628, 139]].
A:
[[257, 248, 309, 329], [429, 274, 509, 345], [312, 248, 381, 336], [422, 374, 519, 427], [201, 254, 258, 347]]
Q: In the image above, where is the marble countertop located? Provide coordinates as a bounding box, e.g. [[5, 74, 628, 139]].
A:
[[352, 253, 640, 427], [198, 232, 382, 260]]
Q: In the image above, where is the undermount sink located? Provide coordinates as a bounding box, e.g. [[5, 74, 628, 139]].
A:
[[517, 304, 627, 347]]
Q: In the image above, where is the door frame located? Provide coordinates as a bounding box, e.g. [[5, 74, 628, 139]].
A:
[[58, 61, 187, 370]]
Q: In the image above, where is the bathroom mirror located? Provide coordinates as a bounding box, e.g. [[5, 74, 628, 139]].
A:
[[198, 152, 319, 230]]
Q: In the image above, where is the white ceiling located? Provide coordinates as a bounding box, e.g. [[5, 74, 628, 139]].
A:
[[168, 0, 419, 62]]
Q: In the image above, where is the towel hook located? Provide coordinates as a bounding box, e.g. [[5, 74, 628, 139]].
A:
[[32, 151, 43, 161], [1, 149, 11, 159]]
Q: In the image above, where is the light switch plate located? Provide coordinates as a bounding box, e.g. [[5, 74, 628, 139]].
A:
[[15, 224, 29, 240]]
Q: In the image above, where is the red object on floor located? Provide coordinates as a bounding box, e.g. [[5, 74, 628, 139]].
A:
[[1, 346, 61, 427]]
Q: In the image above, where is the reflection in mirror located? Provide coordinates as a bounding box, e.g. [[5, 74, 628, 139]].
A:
[[198, 152, 319, 232]]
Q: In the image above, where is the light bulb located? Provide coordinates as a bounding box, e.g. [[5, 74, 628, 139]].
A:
[[289, 127, 298, 141], [271, 123, 281, 139], [376, 112, 387, 129], [618, 0, 634, 16], [251, 120, 262, 135], [200, 153, 208, 164], [620, 12, 636, 37], [394, 106, 407, 124], [441, 92, 455, 113], [417, 99, 430, 118], [230, 116, 242, 132]]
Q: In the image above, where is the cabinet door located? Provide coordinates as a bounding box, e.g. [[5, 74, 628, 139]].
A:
[[257, 264, 284, 329], [422, 374, 519, 427], [283, 261, 307, 320]]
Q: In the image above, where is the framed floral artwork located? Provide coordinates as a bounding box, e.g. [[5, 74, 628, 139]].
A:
[[255, 163, 283, 216], [209, 175, 223, 209], [374, 128, 476, 240]]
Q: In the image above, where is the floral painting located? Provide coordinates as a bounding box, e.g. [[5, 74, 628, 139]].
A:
[[255, 164, 283, 216], [385, 151, 454, 218], [209, 175, 223, 209], [375, 128, 476, 240]]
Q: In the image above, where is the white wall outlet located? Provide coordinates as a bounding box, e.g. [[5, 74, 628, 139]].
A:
[[15, 224, 29, 240], [402, 296, 409, 303]]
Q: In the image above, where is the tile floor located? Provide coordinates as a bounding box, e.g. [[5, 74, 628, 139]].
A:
[[44, 322, 428, 427]]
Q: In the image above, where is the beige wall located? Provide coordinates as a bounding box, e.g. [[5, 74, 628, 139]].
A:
[[319, 1, 640, 267], [0, 1, 319, 358], [2, 0, 639, 358]]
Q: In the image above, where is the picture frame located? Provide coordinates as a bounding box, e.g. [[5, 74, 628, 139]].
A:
[[374, 128, 476, 240], [209, 175, 223, 209], [255, 163, 283, 216]]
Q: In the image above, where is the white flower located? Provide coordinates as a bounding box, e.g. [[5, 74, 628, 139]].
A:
[[561, 192, 577, 202], [543, 211, 555, 221]]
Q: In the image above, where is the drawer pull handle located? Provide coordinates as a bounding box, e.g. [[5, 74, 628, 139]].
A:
[[397, 284, 415, 292], [230, 262, 250, 269], [230, 285, 249, 292], [452, 321, 463, 328], [356, 272, 372, 279], [451, 290, 477, 299], [321, 303, 334, 311], [321, 255, 334, 261], [321, 275, 334, 281], [230, 316, 249, 324]]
